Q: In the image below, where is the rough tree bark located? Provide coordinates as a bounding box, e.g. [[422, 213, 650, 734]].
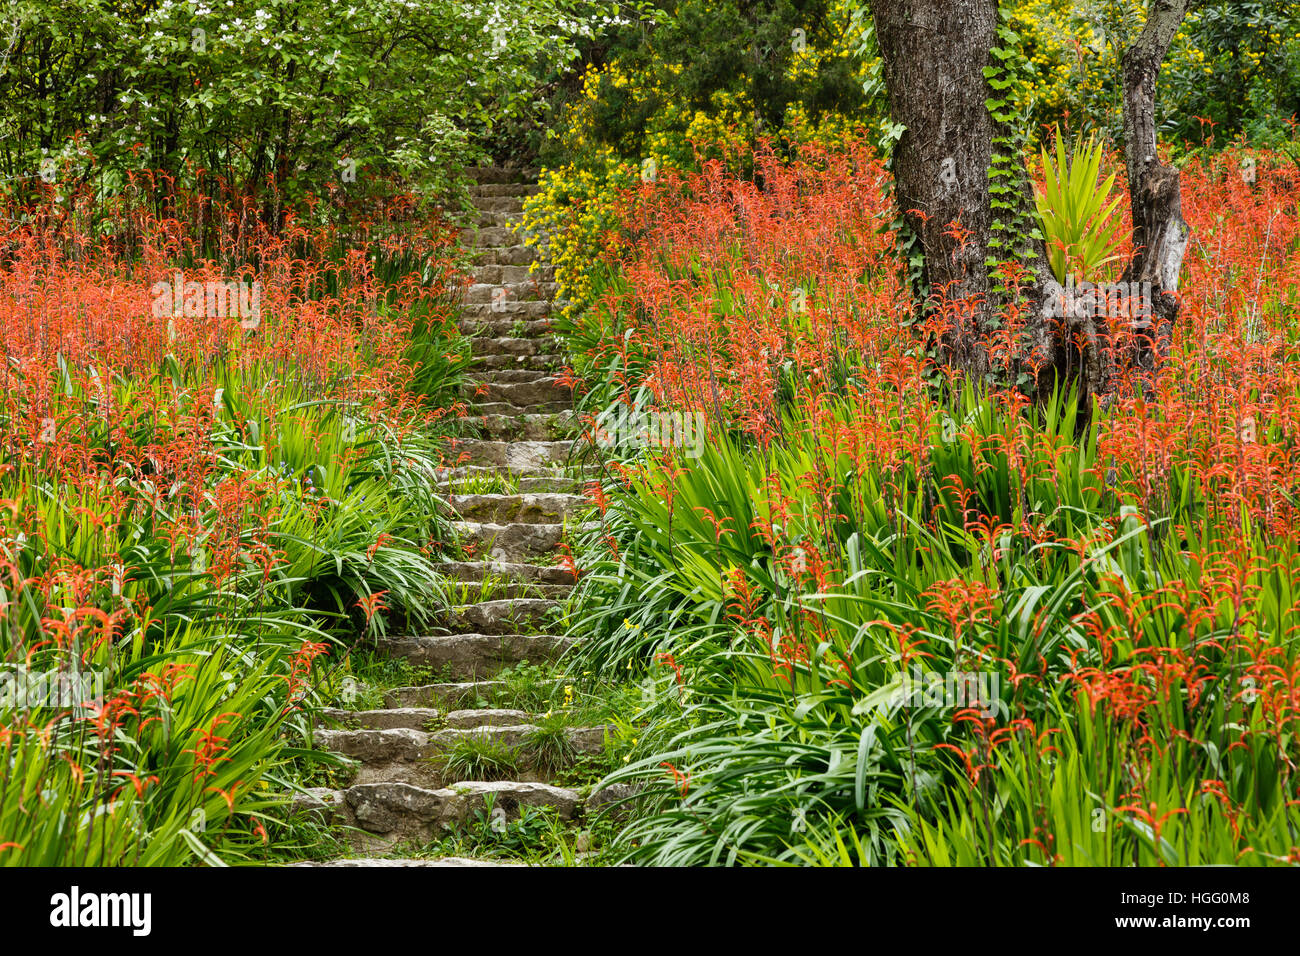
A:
[[867, 0, 1190, 400], [868, 0, 1002, 379], [1120, 0, 1192, 366]]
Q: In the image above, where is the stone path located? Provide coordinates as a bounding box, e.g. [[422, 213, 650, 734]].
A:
[[294, 165, 610, 865]]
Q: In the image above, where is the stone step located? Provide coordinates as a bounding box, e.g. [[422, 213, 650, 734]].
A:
[[445, 438, 571, 470], [471, 264, 554, 285], [319, 708, 439, 731], [449, 780, 582, 821], [448, 492, 586, 524], [437, 468, 585, 493], [466, 225, 539, 247], [470, 352, 562, 373], [475, 195, 526, 214], [374, 631, 574, 679], [475, 210, 524, 229], [290, 857, 528, 867], [447, 578, 573, 602], [438, 560, 577, 586], [458, 317, 557, 338], [470, 183, 541, 197], [452, 520, 569, 562], [448, 598, 561, 635], [463, 377, 572, 408], [469, 335, 560, 358], [313, 779, 580, 850], [473, 412, 573, 442], [319, 707, 532, 731], [467, 368, 561, 384], [452, 519, 600, 562], [467, 244, 541, 267], [459, 300, 556, 321], [463, 281, 559, 305], [469, 166, 538, 184], [445, 708, 532, 728], [314, 726, 432, 766], [313, 723, 605, 787], [468, 403, 572, 420], [383, 680, 506, 710]]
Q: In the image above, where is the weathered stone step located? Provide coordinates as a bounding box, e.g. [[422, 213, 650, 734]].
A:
[[475, 195, 526, 213], [463, 377, 572, 408], [470, 335, 559, 358], [459, 300, 557, 322], [467, 400, 572, 418], [475, 210, 524, 229], [448, 598, 560, 635], [314, 726, 419, 758], [437, 468, 584, 493], [448, 492, 585, 524], [450, 780, 581, 821], [438, 560, 577, 587], [465, 225, 544, 248], [375, 631, 574, 678], [313, 723, 605, 787], [319, 707, 438, 731], [463, 281, 560, 305], [469, 166, 538, 185], [470, 167, 537, 184], [458, 317, 557, 338], [467, 244, 541, 267], [470, 183, 541, 197], [448, 578, 573, 602], [446, 438, 571, 471], [474, 411, 573, 442], [470, 351, 562, 373], [290, 857, 527, 867], [309, 779, 580, 850], [452, 709, 537, 728], [319, 707, 531, 731], [471, 263, 554, 284], [466, 368, 562, 385], [452, 520, 568, 561], [452, 519, 600, 561], [383, 680, 506, 710]]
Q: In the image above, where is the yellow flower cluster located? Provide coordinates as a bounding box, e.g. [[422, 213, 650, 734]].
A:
[[1004, 0, 1289, 136], [523, 5, 873, 319]]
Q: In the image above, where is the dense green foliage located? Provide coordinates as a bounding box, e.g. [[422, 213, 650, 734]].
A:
[[556, 143, 1300, 866], [0, 185, 469, 864], [1, 0, 619, 206]]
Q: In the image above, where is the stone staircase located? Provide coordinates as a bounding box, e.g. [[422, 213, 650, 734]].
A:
[[295, 165, 611, 864]]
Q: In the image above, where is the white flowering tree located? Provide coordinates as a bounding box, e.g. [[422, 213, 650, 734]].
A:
[[0, 0, 622, 205]]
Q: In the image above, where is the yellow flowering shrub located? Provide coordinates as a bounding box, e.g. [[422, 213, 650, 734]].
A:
[[524, 1, 874, 318]]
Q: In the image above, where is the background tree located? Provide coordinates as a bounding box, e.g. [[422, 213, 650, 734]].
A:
[[866, 0, 1193, 401], [544, 0, 867, 166], [0, 0, 619, 215]]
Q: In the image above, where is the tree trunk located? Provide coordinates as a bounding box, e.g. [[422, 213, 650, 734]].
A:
[[869, 0, 1002, 379], [868, 0, 1190, 400], [1120, 0, 1191, 369]]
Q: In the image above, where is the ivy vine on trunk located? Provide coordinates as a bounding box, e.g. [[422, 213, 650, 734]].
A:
[[866, 0, 1191, 405]]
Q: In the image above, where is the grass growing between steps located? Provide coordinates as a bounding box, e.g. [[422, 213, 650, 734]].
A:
[[410, 797, 630, 866], [442, 738, 522, 781], [292, 641, 655, 864], [443, 472, 522, 495]]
